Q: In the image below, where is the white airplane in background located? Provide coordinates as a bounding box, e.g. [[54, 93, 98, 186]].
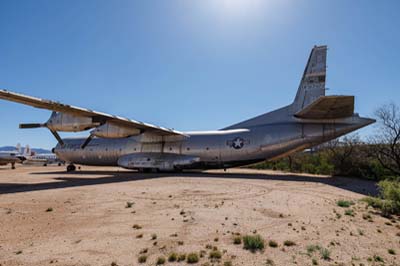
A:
[[0, 144, 25, 169], [21, 145, 63, 166]]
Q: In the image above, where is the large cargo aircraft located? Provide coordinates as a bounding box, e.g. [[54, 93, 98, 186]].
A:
[[0, 46, 374, 172]]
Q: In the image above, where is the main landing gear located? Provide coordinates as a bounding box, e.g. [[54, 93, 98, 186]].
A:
[[11, 162, 15, 170], [66, 164, 76, 172]]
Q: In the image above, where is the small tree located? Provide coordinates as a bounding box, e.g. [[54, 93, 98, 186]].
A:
[[326, 134, 361, 175], [371, 103, 400, 176]]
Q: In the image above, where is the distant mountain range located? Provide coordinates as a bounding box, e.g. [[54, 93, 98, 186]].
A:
[[0, 146, 52, 154]]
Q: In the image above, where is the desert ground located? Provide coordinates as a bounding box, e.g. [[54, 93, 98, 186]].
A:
[[0, 165, 399, 266]]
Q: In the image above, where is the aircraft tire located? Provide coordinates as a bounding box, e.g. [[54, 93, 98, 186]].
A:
[[66, 164, 76, 172]]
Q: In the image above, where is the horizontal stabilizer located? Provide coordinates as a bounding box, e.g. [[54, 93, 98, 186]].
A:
[[294, 95, 354, 119]]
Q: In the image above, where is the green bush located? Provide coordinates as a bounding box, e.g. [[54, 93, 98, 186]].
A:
[[243, 235, 265, 252], [363, 180, 400, 215], [248, 143, 393, 180]]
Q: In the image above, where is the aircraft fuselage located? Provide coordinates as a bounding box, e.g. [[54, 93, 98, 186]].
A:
[[55, 114, 373, 170]]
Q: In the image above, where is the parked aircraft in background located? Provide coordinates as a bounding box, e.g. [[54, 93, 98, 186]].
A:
[[22, 145, 63, 166], [0, 46, 375, 172], [0, 144, 24, 169]]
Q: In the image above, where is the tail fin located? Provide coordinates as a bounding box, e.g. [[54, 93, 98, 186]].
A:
[[16, 143, 21, 153], [24, 145, 31, 157], [292, 45, 327, 112], [223, 45, 329, 130]]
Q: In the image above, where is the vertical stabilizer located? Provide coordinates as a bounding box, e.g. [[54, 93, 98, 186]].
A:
[[292, 45, 327, 112], [24, 145, 31, 157], [16, 143, 21, 153]]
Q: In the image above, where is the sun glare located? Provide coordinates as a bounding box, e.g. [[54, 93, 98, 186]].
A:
[[210, 0, 267, 18]]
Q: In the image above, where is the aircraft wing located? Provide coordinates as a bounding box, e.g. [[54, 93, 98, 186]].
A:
[[0, 89, 186, 137], [294, 95, 354, 119]]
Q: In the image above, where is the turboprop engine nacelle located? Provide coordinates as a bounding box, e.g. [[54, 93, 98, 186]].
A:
[[46, 112, 99, 132], [91, 122, 141, 138]]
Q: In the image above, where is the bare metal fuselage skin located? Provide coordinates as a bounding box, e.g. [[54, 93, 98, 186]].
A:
[[55, 104, 374, 170]]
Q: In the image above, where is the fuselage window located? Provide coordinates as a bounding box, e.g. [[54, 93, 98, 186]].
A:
[[186, 147, 190, 151]]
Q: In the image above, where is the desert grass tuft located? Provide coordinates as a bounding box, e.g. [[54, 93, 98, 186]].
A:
[[209, 250, 222, 259], [177, 253, 186, 262], [306, 244, 321, 254], [233, 236, 242, 245], [186, 253, 199, 263], [344, 209, 354, 216], [268, 240, 278, 248], [138, 255, 147, 263], [168, 253, 178, 262], [132, 224, 142, 230], [336, 200, 354, 208], [156, 256, 166, 265], [265, 259, 275, 265], [320, 248, 331, 260], [125, 201, 134, 208], [283, 240, 296, 247], [243, 234, 265, 252]]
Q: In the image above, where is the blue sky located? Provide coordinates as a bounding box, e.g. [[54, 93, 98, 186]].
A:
[[0, 0, 399, 149]]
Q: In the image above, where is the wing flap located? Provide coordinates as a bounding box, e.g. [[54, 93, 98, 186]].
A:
[[0, 89, 186, 136], [294, 95, 354, 119]]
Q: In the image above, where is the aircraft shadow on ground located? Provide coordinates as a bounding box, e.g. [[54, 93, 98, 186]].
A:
[[0, 169, 378, 196]]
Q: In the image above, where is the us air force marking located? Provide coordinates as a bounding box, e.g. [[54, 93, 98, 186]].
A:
[[227, 137, 247, 149]]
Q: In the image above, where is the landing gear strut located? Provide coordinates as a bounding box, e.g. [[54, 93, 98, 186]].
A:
[[11, 162, 15, 170], [66, 164, 76, 172]]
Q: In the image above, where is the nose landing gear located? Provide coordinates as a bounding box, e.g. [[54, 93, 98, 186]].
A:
[[66, 164, 76, 172]]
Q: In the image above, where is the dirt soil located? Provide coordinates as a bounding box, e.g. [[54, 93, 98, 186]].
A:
[[0, 165, 399, 266]]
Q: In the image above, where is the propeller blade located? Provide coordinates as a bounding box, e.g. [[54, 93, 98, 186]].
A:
[[19, 123, 45, 129], [81, 135, 94, 149]]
